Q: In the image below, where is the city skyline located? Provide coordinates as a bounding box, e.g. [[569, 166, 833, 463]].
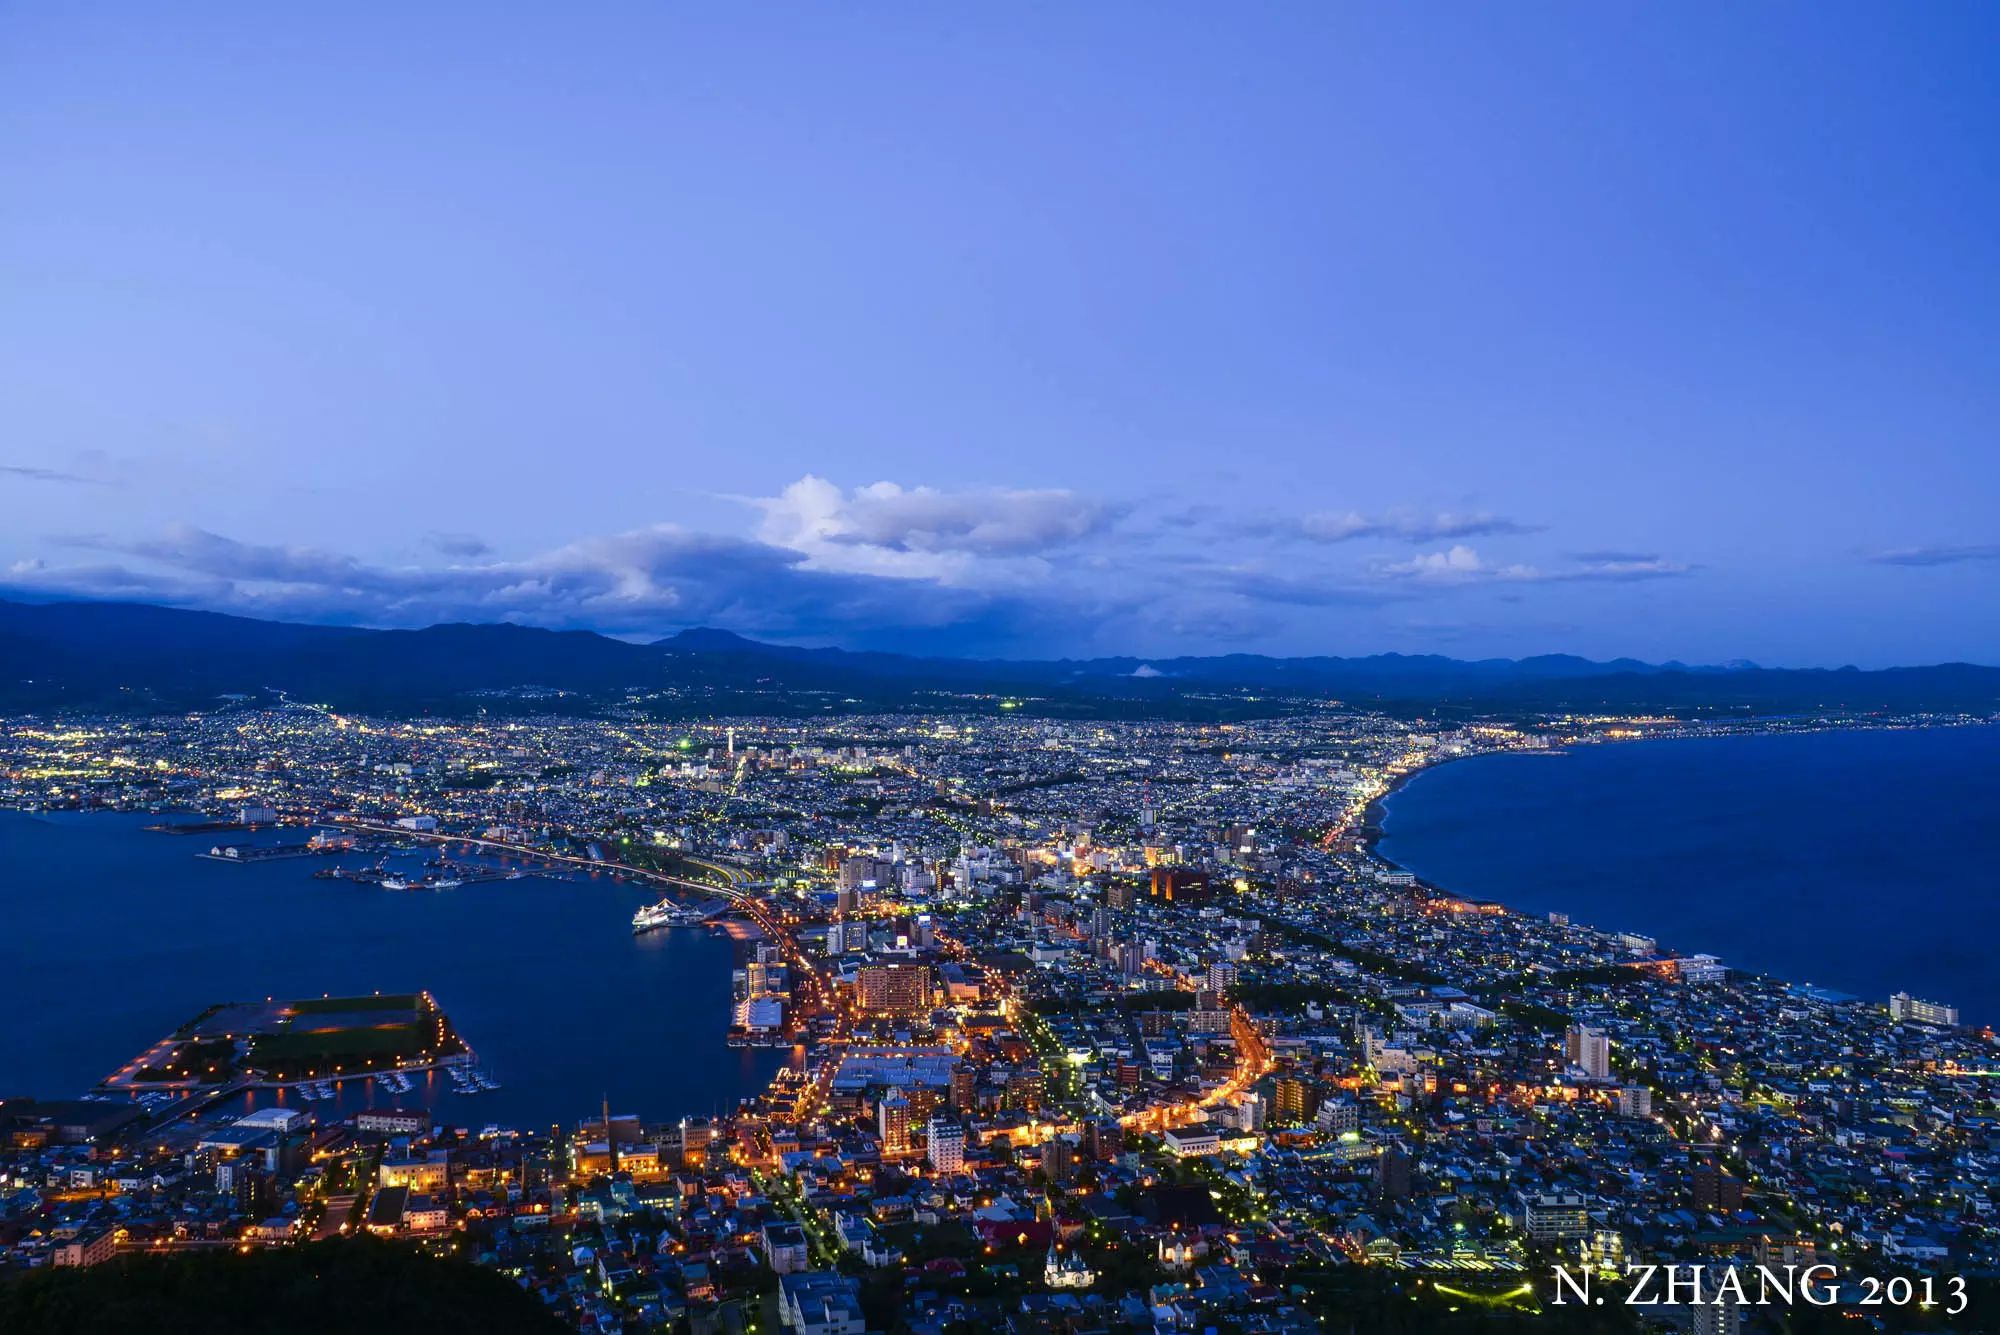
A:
[[4, 5, 1998, 665], [8, 8, 2000, 1331]]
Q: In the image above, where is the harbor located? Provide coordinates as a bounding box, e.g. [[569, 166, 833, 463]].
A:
[[314, 858, 528, 891], [1, 811, 790, 1128]]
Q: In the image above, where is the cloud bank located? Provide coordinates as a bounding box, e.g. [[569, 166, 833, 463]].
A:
[[1865, 543, 2000, 568], [3, 475, 1698, 655]]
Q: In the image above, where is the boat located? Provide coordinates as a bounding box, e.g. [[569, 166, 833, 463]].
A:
[[632, 898, 722, 933], [377, 873, 462, 891]]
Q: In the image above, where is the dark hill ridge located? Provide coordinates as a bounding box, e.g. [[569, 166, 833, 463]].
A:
[[2, 596, 1997, 717], [0, 1234, 565, 1334]]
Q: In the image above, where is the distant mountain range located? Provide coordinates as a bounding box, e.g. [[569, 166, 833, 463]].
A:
[[3, 597, 1997, 718]]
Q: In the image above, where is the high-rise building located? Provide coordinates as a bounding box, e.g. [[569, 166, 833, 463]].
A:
[[1314, 1098, 1358, 1136], [1889, 992, 1959, 1027], [1565, 1025, 1612, 1081], [1519, 1192, 1589, 1241], [839, 856, 894, 893], [1273, 1075, 1322, 1126], [878, 1090, 912, 1157], [1041, 1136, 1075, 1183], [762, 1220, 810, 1275], [1676, 954, 1728, 984], [905, 1088, 941, 1126], [1206, 961, 1240, 995], [949, 1064, 977, 1112], [1083, 1119, 1122, 1161], [1376, 1146, 1413, 1200], [1148, 868, 1210, 905], [1691, 1163, 1743, 1213], [926, 1117, 964, 1173], [857, 964, 933, 1017], [1690, 1300, 1742, 1335]]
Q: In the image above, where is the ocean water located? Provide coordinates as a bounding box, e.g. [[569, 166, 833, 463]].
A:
[[1377, 725, 2000, 1024], [0, 811, 787, 1127]]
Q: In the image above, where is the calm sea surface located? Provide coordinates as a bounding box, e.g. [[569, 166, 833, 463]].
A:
[[0, 811, 786, 1127], [1377, 725, 2000, 1024]]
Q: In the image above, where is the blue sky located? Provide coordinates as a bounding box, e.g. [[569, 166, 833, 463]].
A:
[[3, 5, 1996, 664]]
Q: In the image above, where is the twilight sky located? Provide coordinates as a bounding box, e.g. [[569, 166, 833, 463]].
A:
[[3, 5, 1996, 665]]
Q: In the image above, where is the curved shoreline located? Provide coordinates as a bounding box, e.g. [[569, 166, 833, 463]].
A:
[[1362, 719, 1995, 889], [1354, 723, 2000, 1022], [1356, 748, 1508, 889]]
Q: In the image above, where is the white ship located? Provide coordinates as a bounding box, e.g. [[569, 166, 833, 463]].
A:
[[380, 874, 461, 891], [632, 898, 720, 933]]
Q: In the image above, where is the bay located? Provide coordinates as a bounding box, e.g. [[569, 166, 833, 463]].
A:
[[1377, 725, 2000, 1024], [0, 811, 786, 1128]]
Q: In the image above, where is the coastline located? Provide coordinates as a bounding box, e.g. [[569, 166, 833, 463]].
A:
[[1360, 716, 1995, 886], [1357, 723, 2000, 1024]]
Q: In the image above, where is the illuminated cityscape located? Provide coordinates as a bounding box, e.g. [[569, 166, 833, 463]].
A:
[[3, 704, 1997, 1330], [3, 3, 1998, 1330]]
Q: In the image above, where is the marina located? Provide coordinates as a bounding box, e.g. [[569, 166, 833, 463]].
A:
[[315, 856, 528, 891]]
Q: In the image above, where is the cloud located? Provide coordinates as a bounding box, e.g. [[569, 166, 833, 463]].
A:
[[6, 557, 224, 602], [1561, 553, 1694, 581], [62, 525, 390, 590], [1378, 545, 1691, 585], [1181, 562, 1397, 607], [8, 514, 1344, 656], [0, 475, 1693, 655], [1865, 543, 2000, 567], [1298, 509, 1539, 544], [1378, 544, 1535, 584], [1568, 550, 1663, 565], [15, 520, 1090, 653], [3, 463, 115, 486], [744, 475, 1117, 585], [427, 532, 492, 558]]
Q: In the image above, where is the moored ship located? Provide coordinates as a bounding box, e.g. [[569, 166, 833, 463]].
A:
[[631, 898, 721, 933]]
